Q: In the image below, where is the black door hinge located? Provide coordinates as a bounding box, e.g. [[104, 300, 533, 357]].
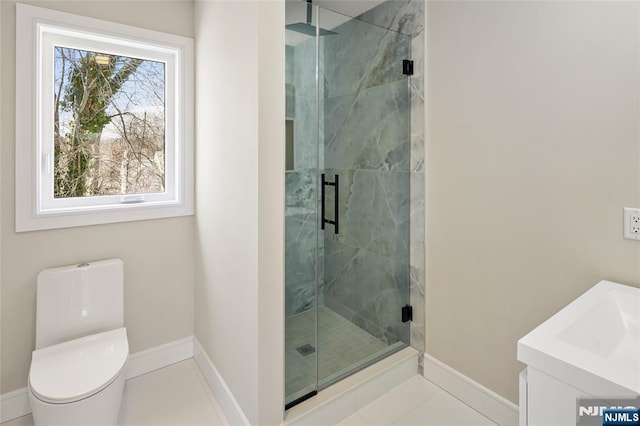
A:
[[403, 59, 414, 76], [402, 304, 413, 323]]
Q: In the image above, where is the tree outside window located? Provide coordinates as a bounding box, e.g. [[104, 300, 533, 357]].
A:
[[16, 3, 194, 232], [53, 47, 166, 198]]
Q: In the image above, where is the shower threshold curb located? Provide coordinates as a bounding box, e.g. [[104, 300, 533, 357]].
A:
[[283, 346, 419, 426]]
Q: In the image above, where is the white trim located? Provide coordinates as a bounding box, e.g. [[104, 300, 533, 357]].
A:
[[124, 336, 194, 379], [15, 3, 194, 232], [0, 388, 31, 424], [519, 369, 527, 426], [193, 338, 251, 426], [0, 336, 194, 423], [423, 354, 519, 426]]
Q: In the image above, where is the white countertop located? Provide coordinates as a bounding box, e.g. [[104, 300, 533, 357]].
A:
[[518, 280, 640, 397]]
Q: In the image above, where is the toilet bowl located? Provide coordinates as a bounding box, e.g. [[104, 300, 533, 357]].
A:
[[28, 259, 129, 426], [29, 328, 128, 425]]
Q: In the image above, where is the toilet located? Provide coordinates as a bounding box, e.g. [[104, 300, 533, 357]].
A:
[[28, 259, 129, 426]]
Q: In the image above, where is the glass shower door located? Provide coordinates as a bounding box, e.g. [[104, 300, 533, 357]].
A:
[[284, 1, 412, 408], [284, 0, 320, 409], [317, 6, 412, 389]]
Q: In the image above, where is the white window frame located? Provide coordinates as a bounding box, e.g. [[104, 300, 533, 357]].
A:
[[16, 4, 194, 232]]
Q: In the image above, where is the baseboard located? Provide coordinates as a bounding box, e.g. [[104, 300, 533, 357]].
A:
[[0, 388, 31, 424], [423, 353, 519, 426], [193, 338, 250, 426], [125, 336, 194, 379], [0, 336, 195, 423]]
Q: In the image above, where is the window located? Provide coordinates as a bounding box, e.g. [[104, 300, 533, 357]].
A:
[[16, 4, 194, 231]]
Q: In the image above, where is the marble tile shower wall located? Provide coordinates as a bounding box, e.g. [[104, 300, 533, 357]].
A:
[[285, 0, 425, 354], [285, 39, 325, 316], [360, 0, 425, 355], [322, 0, 425, 352]]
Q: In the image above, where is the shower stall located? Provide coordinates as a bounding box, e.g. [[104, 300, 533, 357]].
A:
[[284, 0, 415, 409]]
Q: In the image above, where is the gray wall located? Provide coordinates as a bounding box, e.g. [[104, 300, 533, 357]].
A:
[[0, 0, 196, 395], [426, 0, 640, 403]]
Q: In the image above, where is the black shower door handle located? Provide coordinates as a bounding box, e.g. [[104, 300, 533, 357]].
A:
[[321, 173, 339, 234]]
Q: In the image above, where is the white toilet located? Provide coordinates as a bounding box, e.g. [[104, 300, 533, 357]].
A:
[[28, 258, 129, 426]]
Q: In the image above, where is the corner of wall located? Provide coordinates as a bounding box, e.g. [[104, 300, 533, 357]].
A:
[[193, 1, 285, 424]]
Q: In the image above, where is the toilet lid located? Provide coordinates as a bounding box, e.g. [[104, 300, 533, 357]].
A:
[[29, 328, 128, 404]]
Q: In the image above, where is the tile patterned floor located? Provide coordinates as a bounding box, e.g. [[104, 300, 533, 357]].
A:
[[285, 306, 388, 402], [3, 360, 496, 426]]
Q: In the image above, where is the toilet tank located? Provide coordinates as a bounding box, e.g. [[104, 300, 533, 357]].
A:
[[35, 259, 124, 349]]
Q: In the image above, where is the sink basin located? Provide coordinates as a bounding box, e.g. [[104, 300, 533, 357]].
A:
[[518, 280, 640, 396]]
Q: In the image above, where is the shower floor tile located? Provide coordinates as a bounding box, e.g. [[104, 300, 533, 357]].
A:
[[286, 306, 388, 401]]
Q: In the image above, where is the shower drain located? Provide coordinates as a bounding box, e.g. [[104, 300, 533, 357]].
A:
[[296, 344, 316, 356]]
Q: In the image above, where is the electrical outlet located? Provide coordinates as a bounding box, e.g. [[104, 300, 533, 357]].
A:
[[624, 207, 640, 240]]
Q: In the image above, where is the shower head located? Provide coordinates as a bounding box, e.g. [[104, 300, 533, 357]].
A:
[[286, 0, 338, 37], [285, 22, 337, 37]]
